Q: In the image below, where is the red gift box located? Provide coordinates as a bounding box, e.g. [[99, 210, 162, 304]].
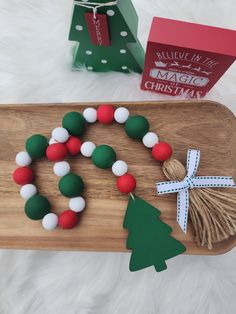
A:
[[141, 17, 236, 98]]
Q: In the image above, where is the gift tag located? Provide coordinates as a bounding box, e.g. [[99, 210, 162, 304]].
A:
[[85, 12, 110, 46]]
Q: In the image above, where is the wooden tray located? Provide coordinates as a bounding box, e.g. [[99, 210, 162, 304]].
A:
[[0, 101, 235, 255]]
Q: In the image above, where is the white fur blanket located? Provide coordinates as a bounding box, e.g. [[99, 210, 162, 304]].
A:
[[0, 0, 235, 313]]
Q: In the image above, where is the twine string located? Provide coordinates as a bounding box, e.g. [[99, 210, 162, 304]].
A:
[[161, 157, 236, 249], [130, 192, 135, 201], [74, 1, 118, 19], [157, 149, 235, 233]]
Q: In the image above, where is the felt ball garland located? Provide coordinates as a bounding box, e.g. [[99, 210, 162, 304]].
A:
[[13, 104, 173, 231], [45, 135, 85, 229], [97, 104, 114, 124], [25, 134, 49, 159], [125, 115, 150, 139], [12, 103, 236, 272], [20, 184, 37, 200], [112, 160, 128, 176], [53, 161, 71, 177], [13, 129, 86, 230], [59, 173, 85, 198], [16, 151, 32, 167], [42, 213, 59, 231], [83, 107, 97, 123], [117, 174, 136, 194], [52, 127, 69, 143], [46, 143, 68, 161], [62, 112, 86, 136], [58, 210, 79, 229], [69, 197, 86, 213], [142, 132, 158, 148], [13, 167, 34, 185], [152, 142, 173, 162], [81, 141, 96, 157], [25, 194, 50, 220], [92, 145, 116, 169], [114, 107, 129, 124], [65, 136, 81, 155]]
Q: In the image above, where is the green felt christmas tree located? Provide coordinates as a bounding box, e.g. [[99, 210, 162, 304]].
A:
[[123, 196, 186, 272], [69, 0, 144, 73]]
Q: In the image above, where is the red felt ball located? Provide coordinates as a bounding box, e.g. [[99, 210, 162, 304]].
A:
[[117, 173, 136, 194], [97, 105, 114, 124], [58, 210, 78, 229], [152, 142, 173, 161], [46, 143, 67, 161], [13, 167, 34, 185], [65, 136, 81, 155]]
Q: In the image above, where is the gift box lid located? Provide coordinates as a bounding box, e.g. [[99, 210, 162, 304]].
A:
[[149, 17, 236, 57]]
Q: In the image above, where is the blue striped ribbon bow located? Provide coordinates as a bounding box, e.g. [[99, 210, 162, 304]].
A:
[[157, 149, 235, 233]]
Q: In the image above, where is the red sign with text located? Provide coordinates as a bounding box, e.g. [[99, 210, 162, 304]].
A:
[[85, 12, 110, 47], [141, 18, 236, 98]]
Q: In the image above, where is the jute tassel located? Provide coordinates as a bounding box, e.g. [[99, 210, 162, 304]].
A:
[[162, 158, 236, 249]]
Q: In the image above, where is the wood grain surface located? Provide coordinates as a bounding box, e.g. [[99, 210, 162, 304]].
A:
[[0, 100, 235, 254]]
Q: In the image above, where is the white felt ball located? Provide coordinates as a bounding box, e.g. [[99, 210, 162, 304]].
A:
[[15, 151, 32, 167], [112, 160, 128, 176], [20, 184, 37, 200], [69, 197, 86, 212], [114, 107, 129, 123], [142, 132, 159, 148], [83, 108, 97, 123], [81, 141, 96, 157], [49, 137, 58, 145], [52, 127, 69, 143], [53, 161, 70, 177], [42, 213, 58, 231]]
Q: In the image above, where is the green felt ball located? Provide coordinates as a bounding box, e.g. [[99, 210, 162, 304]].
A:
[[125, 115, 149, 139], [92, 145, 116, 169], [59, 173, 84, 197], [62, 112, 86, 136], [24, 195, 50, 220], [25, 134, 49, 159]]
